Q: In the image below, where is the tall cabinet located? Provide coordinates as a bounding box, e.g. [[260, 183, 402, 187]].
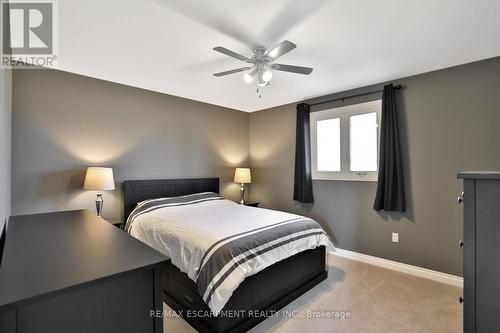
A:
[[458, 172, 500, 333]]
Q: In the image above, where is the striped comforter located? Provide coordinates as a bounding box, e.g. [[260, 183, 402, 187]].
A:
[[125, 192, 333, 314]]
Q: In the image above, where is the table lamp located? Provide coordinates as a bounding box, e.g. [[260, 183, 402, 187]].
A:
[[83, 167, 115, 216], [234, 167, 251, 204]]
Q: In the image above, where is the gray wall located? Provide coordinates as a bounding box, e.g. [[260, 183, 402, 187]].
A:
[[10, 58, 500, 276], [0, 69, 12, 233], [12, 69, 249, 220], [249, 57, 500, 276]]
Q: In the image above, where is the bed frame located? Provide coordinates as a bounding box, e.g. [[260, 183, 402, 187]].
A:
[[123, 178, 327, 333]]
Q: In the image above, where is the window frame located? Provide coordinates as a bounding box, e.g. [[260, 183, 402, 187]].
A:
[[310, 100, 382, 182]]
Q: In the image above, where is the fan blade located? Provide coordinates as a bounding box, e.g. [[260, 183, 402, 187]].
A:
[[213, 47, 252, 62], [267, 40, 296, 60], [213, 67, 252, 77], [271, 63, 313, 75]]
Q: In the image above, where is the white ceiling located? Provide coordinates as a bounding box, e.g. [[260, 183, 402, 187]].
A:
[[57, 0, 500, 112]]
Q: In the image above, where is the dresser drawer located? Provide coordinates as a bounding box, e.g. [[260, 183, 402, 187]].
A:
[[167, 274, 207, 311]]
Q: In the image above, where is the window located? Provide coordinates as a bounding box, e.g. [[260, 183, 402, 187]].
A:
[[316, 118, 340, 171], [310, 100, 381, 181]]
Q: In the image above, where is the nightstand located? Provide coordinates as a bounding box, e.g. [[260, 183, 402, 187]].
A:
[[244, 202, 260, 207], [106, 219, 124, 230]]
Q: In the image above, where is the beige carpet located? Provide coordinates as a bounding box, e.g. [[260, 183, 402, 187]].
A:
[[164, 255, 463, 333]]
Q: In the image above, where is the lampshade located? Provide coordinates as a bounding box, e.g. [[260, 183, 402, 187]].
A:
[[83, 167, 115, 191], [234, 168, 252, 184]]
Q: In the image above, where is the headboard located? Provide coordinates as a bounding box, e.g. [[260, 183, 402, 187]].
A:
[[123, 178, 220, 220]]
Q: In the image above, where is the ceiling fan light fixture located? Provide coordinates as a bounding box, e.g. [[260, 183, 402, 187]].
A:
[[257, 70, 265, 86], [257, 75, 267, 86], [262, 70, 273, 82], [244, 67, 259, 84], [243, 72, 253, 83]]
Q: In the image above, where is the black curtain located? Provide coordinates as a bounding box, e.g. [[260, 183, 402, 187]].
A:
[[293, 103, 314, 203], [373, 84, 406, 212]]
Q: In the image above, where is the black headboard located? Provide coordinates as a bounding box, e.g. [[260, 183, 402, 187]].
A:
[[123, 178, 219, 220]]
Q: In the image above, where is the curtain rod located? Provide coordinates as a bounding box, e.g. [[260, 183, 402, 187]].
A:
[[309, 85, 402, 107]]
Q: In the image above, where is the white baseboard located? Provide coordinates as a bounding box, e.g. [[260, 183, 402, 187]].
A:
[[329, 248, 463, 288]]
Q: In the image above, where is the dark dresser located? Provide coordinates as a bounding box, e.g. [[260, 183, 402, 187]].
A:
[[0, 210, 168, 333], [458, 172, 500, 333]]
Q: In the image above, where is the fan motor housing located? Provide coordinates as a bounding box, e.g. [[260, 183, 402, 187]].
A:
[[252, 46, 272, 64]]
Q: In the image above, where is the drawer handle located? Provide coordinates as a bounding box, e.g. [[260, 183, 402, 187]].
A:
[[457, 192, 464, 204], [459, 240, 463, 248], [459, 296, 464, 304]]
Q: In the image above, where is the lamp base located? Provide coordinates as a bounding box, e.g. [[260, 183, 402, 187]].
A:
[[239, 183, 246, 205], [96, 192, 103, 216]]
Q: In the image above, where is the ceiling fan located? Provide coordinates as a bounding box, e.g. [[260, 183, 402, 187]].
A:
[[212, 40, 313, 87]]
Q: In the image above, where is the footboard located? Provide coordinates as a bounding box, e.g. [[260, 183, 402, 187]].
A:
[[164, 246, 327, 333]]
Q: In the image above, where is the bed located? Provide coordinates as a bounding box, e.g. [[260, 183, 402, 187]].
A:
[[123, 178, 330, 333]]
